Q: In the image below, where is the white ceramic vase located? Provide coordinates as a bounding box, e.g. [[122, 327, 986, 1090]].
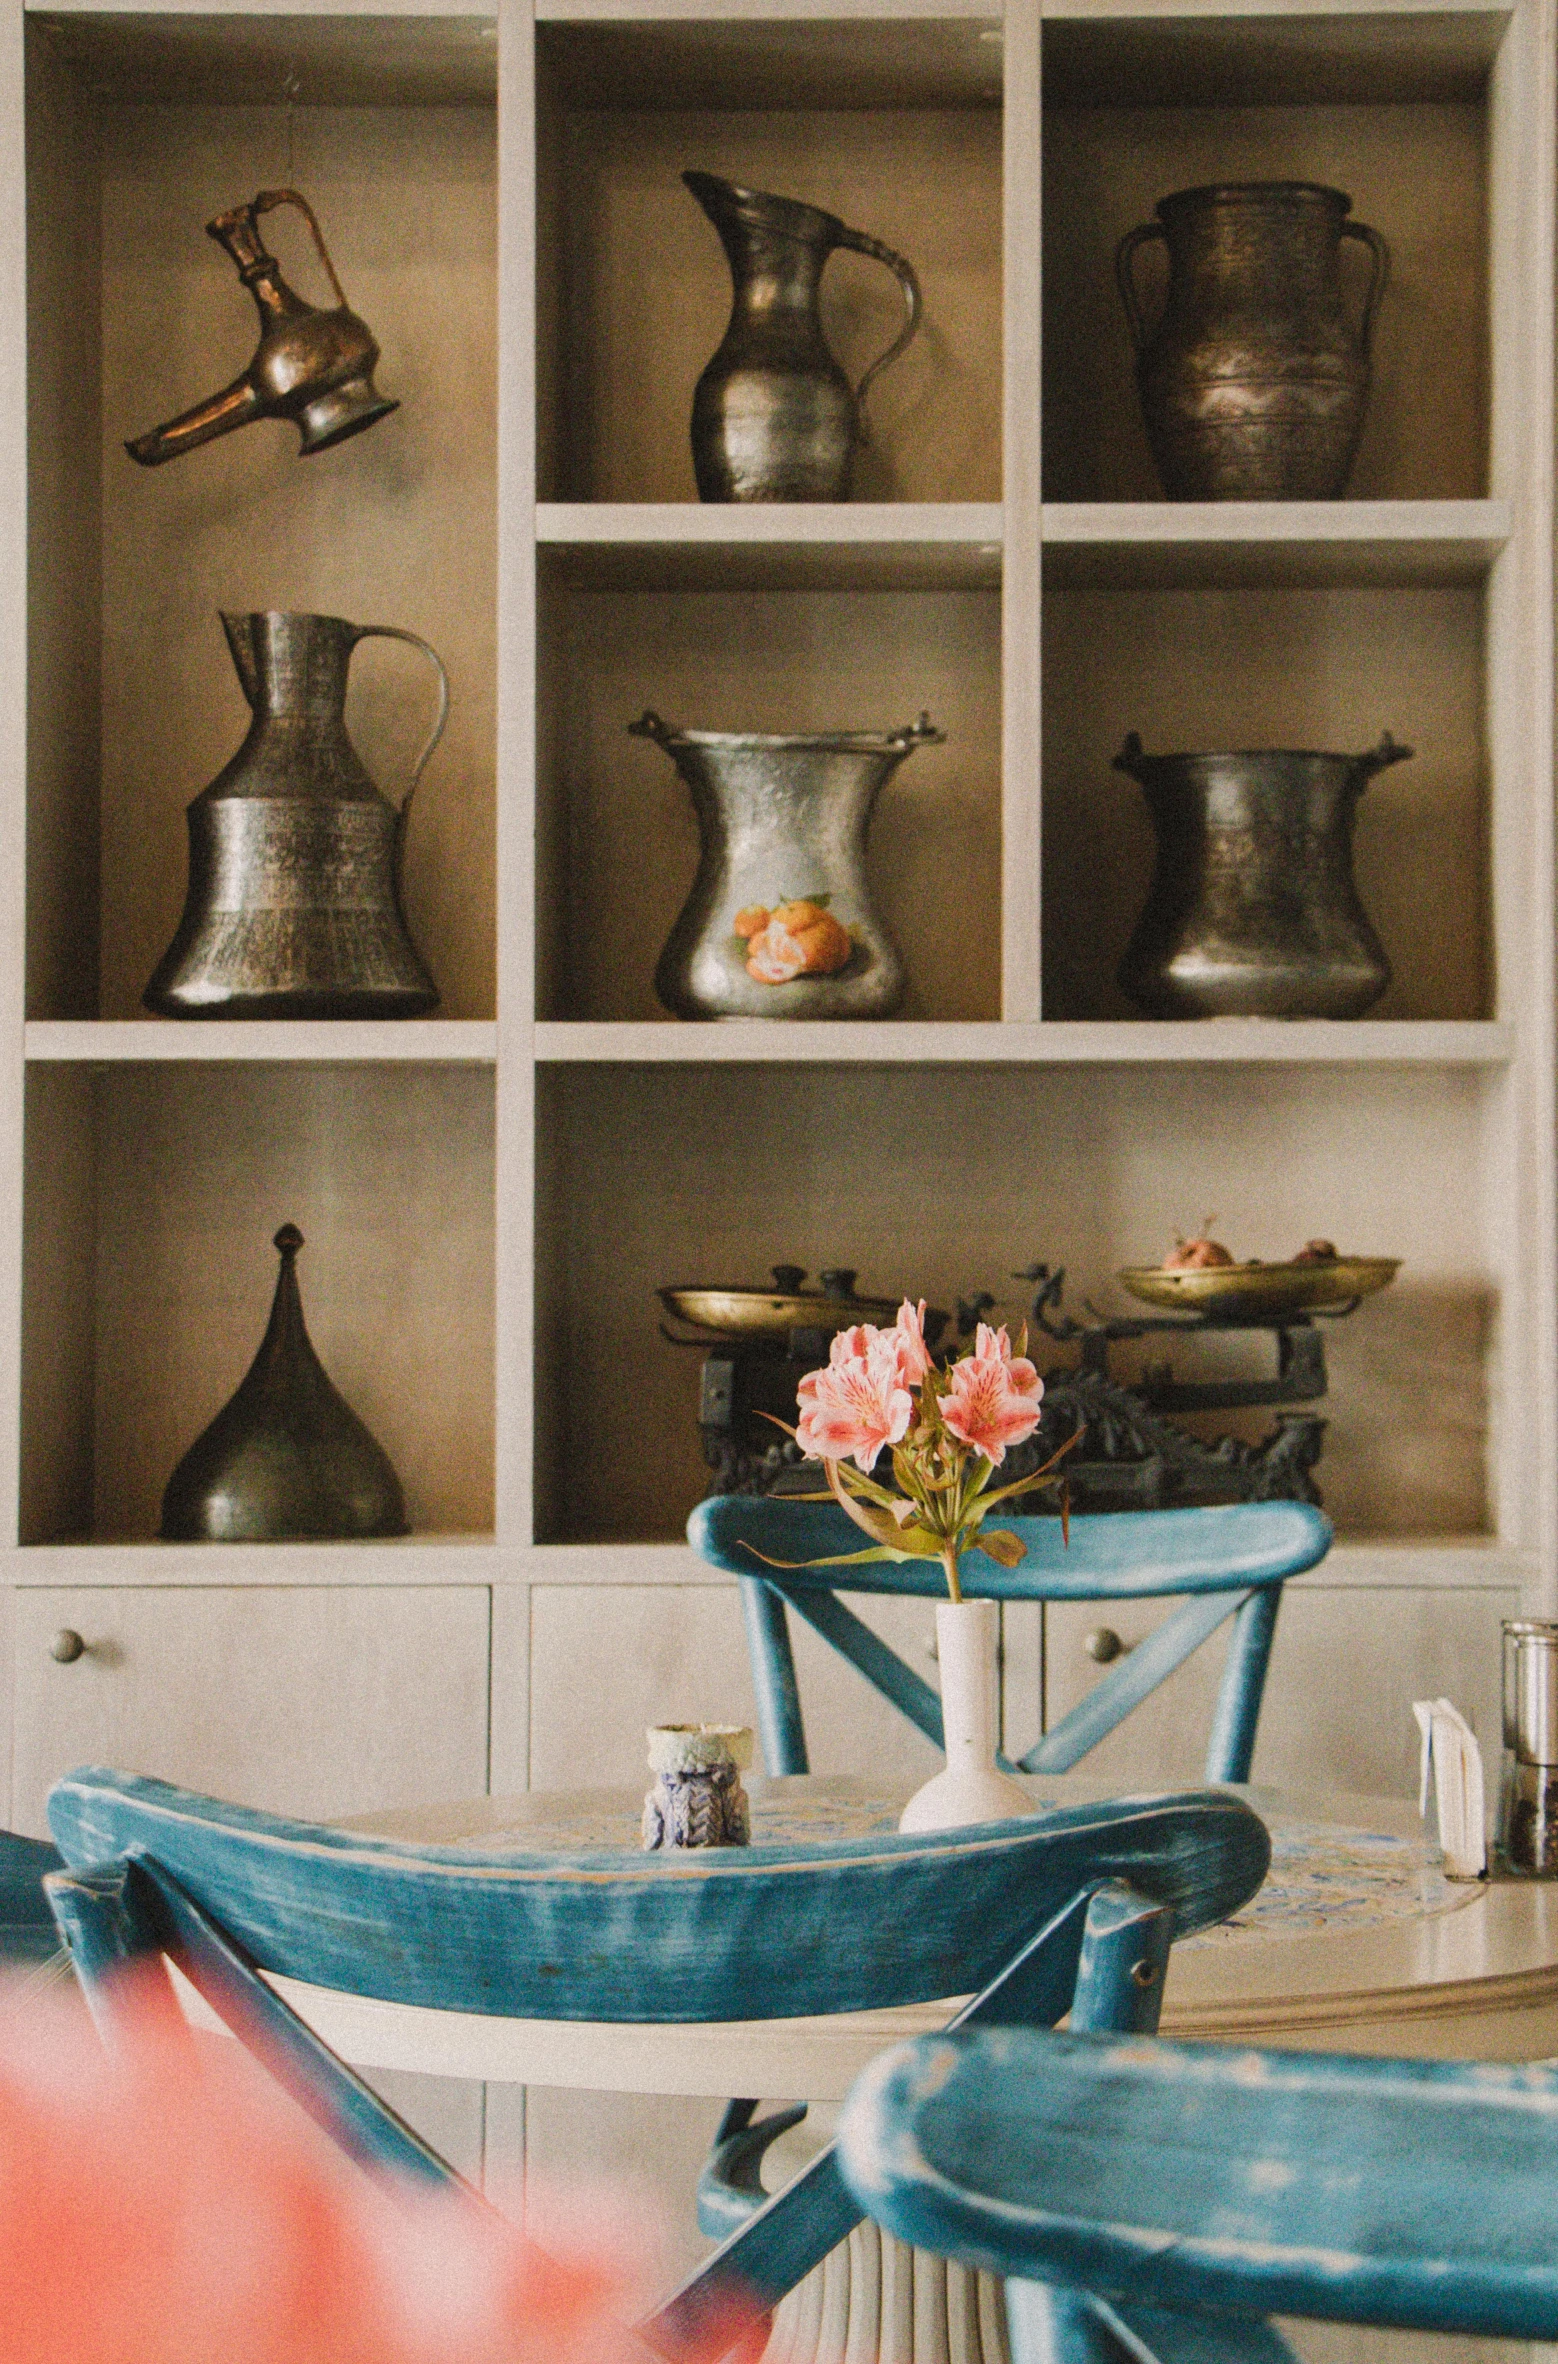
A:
[[899, 1598, 1034, 1833]]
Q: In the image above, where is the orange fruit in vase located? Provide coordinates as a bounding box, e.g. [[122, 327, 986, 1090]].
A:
[[732, 906, 770, 940], [745, 900, 853, 985]]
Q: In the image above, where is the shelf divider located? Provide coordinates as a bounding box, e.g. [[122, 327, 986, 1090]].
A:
[[534, 1019, 1514, 1066], [25, 1021, 499, 1065]]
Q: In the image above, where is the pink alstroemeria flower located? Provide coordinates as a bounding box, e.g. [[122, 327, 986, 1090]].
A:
[[796, 1332, 912, 1473], [891, 1299, 934, 1386], [941, 1322, 1044, 1465]]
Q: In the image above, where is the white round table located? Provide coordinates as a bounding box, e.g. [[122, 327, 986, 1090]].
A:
[[276, 1777, 1558, 2364]]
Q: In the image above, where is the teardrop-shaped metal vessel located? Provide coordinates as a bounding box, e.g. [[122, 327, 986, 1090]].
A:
[[159, 1225, 408, 1541]]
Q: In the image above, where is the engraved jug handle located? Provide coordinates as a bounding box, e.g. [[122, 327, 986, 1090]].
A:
[[1115, 224, 1166, 356], [350, 625, 451, 823], [832, 225, 922, 438], [1341, 220, 1391, 358]]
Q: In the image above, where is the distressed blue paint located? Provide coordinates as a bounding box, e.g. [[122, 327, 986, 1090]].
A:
[[689, 1498, 1331, 1600], [838, 2027, 1558, 2345], [0, 1828, 65, 1965], [740, 1578, 809, 1775], [1068, 1886, 1172, 2036], [698, 2100, 810, 2238], [1021, 1592, 1246, 1779], [48, 1770, 1268, 2023], [693, 1498, 1327, 1786], [1204, 1586, 1284, 1784]]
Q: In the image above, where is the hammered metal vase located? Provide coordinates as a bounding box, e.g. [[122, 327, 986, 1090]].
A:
[[1114, 731, 1410, 1018], [684, 171, 921, 501], [160, 1224, 408, 1542], [1116, 182, 1389, 500], [145, 609, 447, 1018], [630, 708, 943, 1019]]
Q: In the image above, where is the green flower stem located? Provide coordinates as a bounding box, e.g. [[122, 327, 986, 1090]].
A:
[[942, 1540, 964, 1605]]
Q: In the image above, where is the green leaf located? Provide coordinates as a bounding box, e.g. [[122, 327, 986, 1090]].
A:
[[741, 1540, 910, 1570]]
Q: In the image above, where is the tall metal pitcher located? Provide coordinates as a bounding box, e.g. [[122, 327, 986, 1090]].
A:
[[683, 172, 921, 501], [1116, 181, 1389, 499], [145, 610, 448, 1018]]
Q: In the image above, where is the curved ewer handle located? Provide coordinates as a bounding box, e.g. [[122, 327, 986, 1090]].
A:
[[1114, 224, 1167, 356], [251, 186, 352, 309], [1341, 220, 1390, 358], [833, 224, 922, 438], [351, 625, 451, 824]]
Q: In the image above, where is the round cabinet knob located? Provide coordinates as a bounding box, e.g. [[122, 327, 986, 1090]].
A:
[[50, 1628, 86, 1664], [1084, 1626, 1124, 1664]]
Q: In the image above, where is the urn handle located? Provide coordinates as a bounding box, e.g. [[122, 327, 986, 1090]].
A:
[[1341, 220, 1391, 358], [1112, 731, 1149, 780], [1114, 223, 1167, 357], [1355, 731, 1413, 782], [628, 709, 679, 749], [831, 223, 923, 438], [349, 625, 450, 824], [886, 712, 946, 749]]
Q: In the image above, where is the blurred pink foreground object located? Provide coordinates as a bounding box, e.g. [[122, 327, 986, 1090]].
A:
[[0, 1967, 752, 2364]]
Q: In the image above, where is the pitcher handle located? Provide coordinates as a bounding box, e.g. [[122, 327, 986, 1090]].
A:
[[252, 188, 351, 309], [1115, 223, 1166, 357], [832, 225, 922, 438], [351, 625, 451, 822], [1341, 220, 1390, 358]]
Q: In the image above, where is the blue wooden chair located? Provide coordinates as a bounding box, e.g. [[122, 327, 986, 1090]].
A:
[[44, 1764, 1270, 2354], [690, 1498, 1332, 1785], [0, 1828, 65, 1966], [838, 2022, 1558, 2364]]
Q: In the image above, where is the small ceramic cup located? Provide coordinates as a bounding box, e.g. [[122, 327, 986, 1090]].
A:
[[642, 1724, 753, 1850]]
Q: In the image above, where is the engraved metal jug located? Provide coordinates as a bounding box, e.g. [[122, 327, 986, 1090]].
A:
[[684, 171, 921, 501], [160, 1223, 408, 1541], [1114, 731, 1410, 1019], [127, 189, 397, 466], [630, 708, 943, 1018], [145, 610, 447, 1018], [1116, 182, 1389, 500]]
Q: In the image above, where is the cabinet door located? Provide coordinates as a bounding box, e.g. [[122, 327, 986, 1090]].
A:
[[11, 1584, 491, 1835], [1044, 1583, 1514, 1798]]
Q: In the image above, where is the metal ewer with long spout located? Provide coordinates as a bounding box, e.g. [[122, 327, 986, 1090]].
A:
[[144, 610, 447, 1019], [126, 189, 398, 466], [684, 171, 922, 501]]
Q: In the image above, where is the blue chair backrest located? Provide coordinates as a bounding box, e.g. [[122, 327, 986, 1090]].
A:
[[690, 1497, 1331, 1784], [46, 1766, 1270, 2358], [838, 2024, 1558, 2355]]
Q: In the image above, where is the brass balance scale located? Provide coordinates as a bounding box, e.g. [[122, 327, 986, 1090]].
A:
[[659, 1253, 1399, 1510]]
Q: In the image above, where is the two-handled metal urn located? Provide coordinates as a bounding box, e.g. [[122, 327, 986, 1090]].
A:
[[1114, 731, 1410, 1019], [1116, 181, 1389, 500], [145, 609, 448, 1019], [631, 708, 943, 1019]]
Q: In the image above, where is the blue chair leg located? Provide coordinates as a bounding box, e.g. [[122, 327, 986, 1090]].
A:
[[741, 1576, 810, 1775], [1204, 1586, 1283, 1784]]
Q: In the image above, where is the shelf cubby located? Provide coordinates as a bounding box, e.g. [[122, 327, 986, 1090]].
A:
[[1041, 576, 1490, 1024], [534, 572, 1002, 1024], [25, 12, 497, 1025], [534, 1058, 1497, 1550], [20, 1061, 495, 1546], [535, 15, 1002, 505], [1041, 13, 1491, 505]]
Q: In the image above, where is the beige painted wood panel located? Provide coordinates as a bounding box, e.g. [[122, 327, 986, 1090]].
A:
[[1043, 101, 1486, 505], [21, 1063, 495, 1541], [540, 104, 1000, 505], [537, 585, 1001, 1023], [1044, 1581, 1515, 1798], [9, 1580, 490, 1836], [528, 1580, 944, 1790], [1042, 583, 1487, 1022], [83, 99, 496, 1020], [535, 1061, 1493, 1547]]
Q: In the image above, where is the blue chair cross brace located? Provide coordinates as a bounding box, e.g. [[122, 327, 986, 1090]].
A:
[[41, 1766, 1272, 2359], [689, 1497, 1332, 1786]]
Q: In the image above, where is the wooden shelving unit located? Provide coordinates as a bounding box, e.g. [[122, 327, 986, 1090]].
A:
[[1, 0, 1553, 1874]]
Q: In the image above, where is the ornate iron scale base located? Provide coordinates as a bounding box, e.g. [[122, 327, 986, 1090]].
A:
[[675, 1264, 1341, 1511]]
